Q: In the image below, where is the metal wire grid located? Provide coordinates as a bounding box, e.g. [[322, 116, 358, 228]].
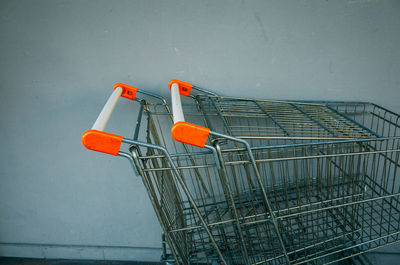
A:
[[130, 97, 400, 265], [195, 97, 379, 145]]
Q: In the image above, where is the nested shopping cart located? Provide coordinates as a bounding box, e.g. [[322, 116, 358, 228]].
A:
[[82, 80, 400, 265]]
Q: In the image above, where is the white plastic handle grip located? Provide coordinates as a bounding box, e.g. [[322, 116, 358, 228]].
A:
[[171, 83, 185, 124], [92, 86, 123, 131]]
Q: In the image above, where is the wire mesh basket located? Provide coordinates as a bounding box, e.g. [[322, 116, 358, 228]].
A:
[[83, 80, 400, 265]]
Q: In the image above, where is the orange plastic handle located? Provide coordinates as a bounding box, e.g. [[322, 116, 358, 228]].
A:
[[82, 83, 138, 156], [82, 130, 123, 156], [113, 83, 138, 100], [171, 122, 210, 148], [168, 79, 193, 97]]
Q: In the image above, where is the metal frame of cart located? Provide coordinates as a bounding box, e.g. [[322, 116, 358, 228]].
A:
[[83, 80, 400, 265]]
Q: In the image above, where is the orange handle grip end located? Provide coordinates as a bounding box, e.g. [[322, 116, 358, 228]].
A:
[[113, 83, 138, 100], [171, 122, 210, 148], [82, 130, 123, 156], [168, 79, 193, 97]]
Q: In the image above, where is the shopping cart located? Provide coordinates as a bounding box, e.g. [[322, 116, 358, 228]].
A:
[[82, 80, 400, 265]]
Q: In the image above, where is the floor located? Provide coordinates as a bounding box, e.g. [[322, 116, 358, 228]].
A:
[[0, 258, 161, 265], [1, 249, 400, 265]]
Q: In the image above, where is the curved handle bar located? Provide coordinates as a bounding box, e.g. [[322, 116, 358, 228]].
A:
[[82, 83, 146, 156], [169, 80, 212, 148]]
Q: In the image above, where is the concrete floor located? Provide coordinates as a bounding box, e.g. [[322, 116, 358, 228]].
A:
[[0, 258, 160, 265], [1, 245, 400, 265], [0, 256, 386, 265]]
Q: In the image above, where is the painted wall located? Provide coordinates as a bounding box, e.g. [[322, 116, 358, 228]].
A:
[[0, 0, 399, 261]]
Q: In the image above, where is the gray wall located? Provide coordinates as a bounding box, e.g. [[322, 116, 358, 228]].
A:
[[0, 0, 399, 261]]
